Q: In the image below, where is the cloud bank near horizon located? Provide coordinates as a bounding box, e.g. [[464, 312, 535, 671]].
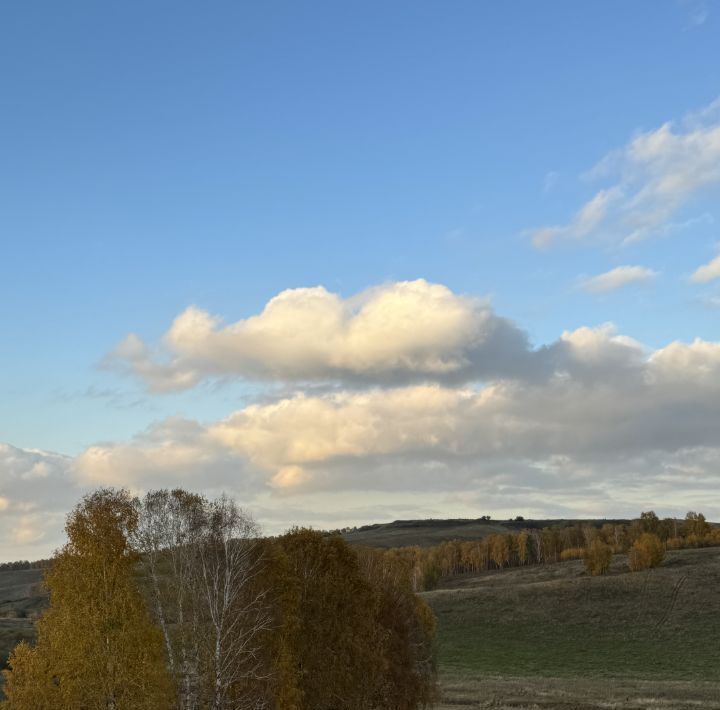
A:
[[6, 292, 720, 558], [82, 326, 720, 495], [0, 444, 76, 561]]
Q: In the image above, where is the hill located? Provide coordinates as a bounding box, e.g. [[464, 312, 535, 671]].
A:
[[2, 538, 720, 708], [0, 568, 46, 675], [340, 517, 631, 548], [426, 545, 720, 708]]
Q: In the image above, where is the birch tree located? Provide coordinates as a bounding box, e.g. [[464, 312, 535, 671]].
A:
[[134, 490, 271, 710], [133, 489, 206, 709], [194, 495, 271, 710]]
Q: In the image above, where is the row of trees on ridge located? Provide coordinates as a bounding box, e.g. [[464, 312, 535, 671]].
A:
[[381, 511, 719, 590]]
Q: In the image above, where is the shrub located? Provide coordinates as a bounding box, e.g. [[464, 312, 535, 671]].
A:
[[583, 540, 612, 576], [560, 547, 585, 561], [666, 536, 684, 550], [628, 533, 665, 572]]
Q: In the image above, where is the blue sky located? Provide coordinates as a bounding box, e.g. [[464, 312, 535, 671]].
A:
[[1, 1, 720, 558]]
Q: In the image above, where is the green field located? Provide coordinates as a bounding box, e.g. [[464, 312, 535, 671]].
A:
[[425, 546, 720, 709]]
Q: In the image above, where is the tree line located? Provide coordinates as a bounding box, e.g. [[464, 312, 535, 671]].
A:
[[0, 560, 51, 572], [1, 489, 438, 710], [380, 511, 720, 590]]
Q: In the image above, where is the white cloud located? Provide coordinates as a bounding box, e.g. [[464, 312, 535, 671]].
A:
[[7, 323, 720, 558], [579, 265, 659, 293], [74, 416, 265, 492], [0, 443, 80, 561], [532, 188, 622, 248], [81, 327, 720, 499], [530, 97, 720, 248], [691, 253, 720, 283], [106, 280, 546, 392]]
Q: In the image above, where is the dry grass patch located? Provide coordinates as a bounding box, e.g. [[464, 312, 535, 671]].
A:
[[436, 670, 720, 709]]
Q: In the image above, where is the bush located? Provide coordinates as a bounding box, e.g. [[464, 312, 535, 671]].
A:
[[628, 533, 665, 572], [560, 547, 585, 561], [583, 540, 612, 576], [666, 536, 685, 550]]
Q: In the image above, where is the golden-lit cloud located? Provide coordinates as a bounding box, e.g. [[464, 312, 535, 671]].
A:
[[106, 280, 541, 392], [8, 317, 720, 558], [76, 327, 720, 508]]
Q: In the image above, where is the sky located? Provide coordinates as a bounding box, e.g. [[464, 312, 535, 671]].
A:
[[2, 0, 720, 560]]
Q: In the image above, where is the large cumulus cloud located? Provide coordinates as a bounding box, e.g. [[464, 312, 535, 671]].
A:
[[106, 280, 547, 392], [78, 326, 720, 510]]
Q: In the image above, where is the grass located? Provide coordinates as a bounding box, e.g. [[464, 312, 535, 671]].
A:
[[435, 671, 720, 709], [425, 546, 720, 708], [0, 568, 45, 672]]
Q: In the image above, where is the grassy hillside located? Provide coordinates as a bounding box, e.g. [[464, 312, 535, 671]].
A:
[[341, 517, 631, 548], [426, 546, 720, 708], [0, 568, 45, 671], [3, 541, 719, 708]]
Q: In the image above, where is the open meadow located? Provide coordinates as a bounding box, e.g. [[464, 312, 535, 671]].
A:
[[425, 546, 720, 709]]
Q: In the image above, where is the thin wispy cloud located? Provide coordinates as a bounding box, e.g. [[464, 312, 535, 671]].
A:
[[623, 211, 714, 246], [544, 171, 559, 193], [530, 97, 720, 248], [681, 0, 709, 28], [579, 265, 659, 293]]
